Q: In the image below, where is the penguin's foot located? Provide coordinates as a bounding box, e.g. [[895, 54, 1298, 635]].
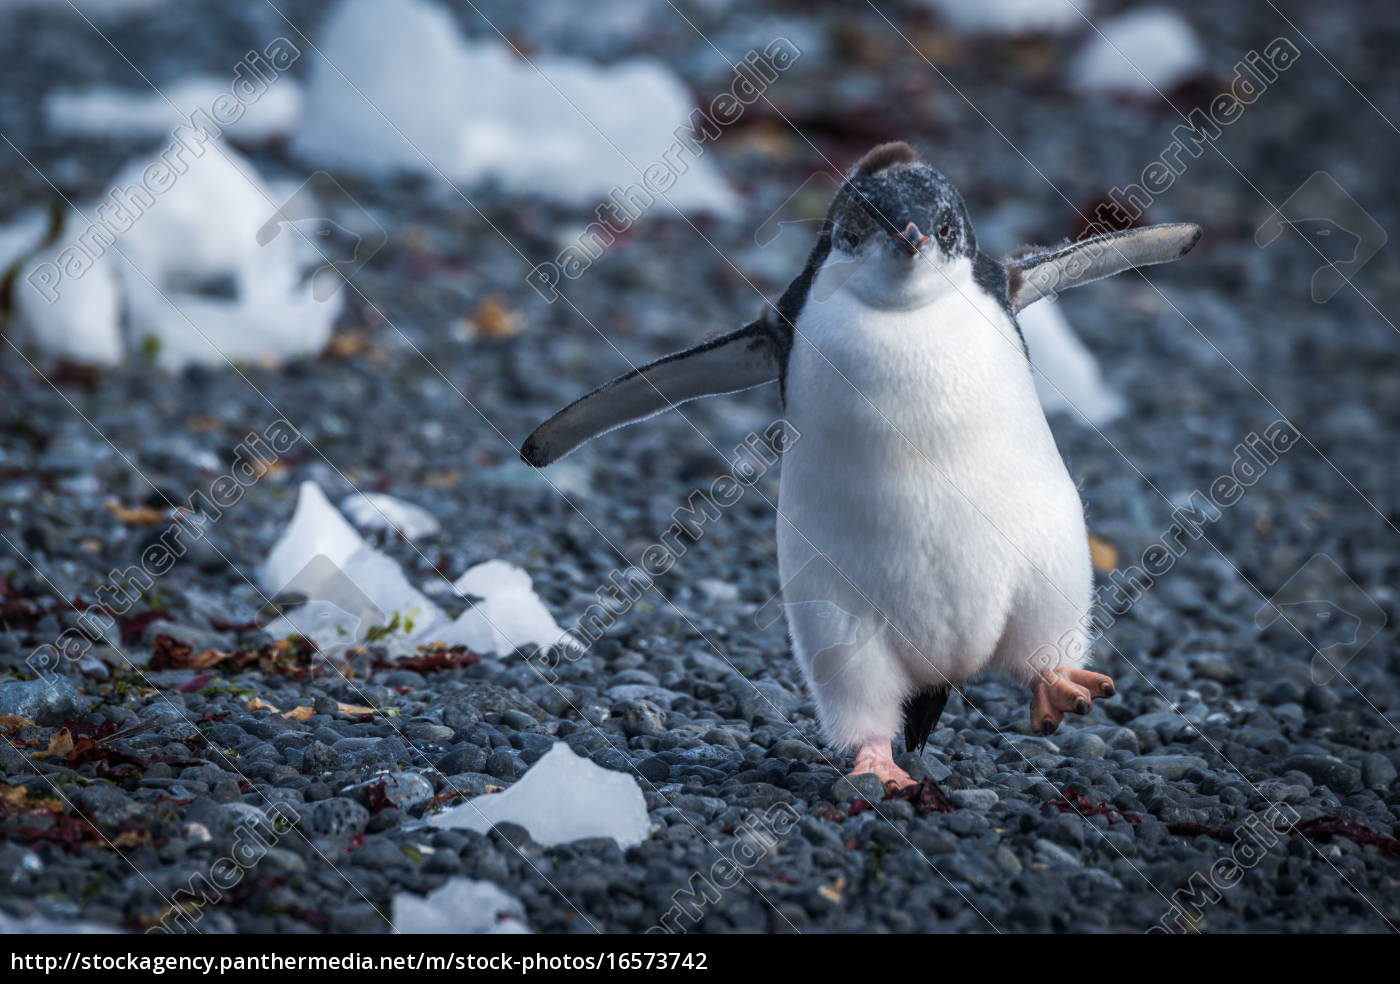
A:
[[1030, 668, 1116, 736], [851, 740, 917, 791]]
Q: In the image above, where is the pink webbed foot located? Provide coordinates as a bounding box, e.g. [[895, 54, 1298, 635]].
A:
[[1030, 668, 1116, 736], [851, 739, 917, 791]]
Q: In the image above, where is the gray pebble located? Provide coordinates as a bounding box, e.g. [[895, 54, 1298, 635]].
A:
[[1127, 755, 1210, 781], [831, 773, 885, 803], [949, 788, 999, 810], [1281, 754, 1362, 795], [0, 677, 86, 725], [306, 798, 370, 837]]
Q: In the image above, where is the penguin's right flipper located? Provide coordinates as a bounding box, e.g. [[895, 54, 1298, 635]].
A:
[[1004, 222, 1202, 312], [520, 320, 781, 467]]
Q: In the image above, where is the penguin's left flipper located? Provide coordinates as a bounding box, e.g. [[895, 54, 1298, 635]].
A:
[[1004, 222, 1202, 313], [520, 319, 781, 467]]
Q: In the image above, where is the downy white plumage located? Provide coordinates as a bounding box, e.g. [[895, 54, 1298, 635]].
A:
[[523, 142, 1200, 789], [779, 235, 1089, 762]]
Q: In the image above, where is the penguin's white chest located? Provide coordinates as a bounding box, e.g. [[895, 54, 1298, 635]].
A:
[[776, 263, 1091, 694]]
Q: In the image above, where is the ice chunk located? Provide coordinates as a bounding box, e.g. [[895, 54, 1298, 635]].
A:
[[427, 742, 651, 847], [115, 147, 340, 371], [15, 241, 125, 366], [392, 878, 530, 934], [9, 147, 340, 370], [340, 491, 441, 540], [1071, 7, 1204, 96], [0, 209, 49, 275], [340, 548, 444, 634], [261, 484, 580, 656], [261, 481, 364, 581], [260, 482, 444, 646], [126, 275, 340, 372], [435, 560, 578, 654], [293, 0, 737, 214], [261, 598, 367, 657], [1020, 298, 1124, 426], [920, 0, 1089, 36], [46, 76, 302, 144], [3, 196, 116, 369]]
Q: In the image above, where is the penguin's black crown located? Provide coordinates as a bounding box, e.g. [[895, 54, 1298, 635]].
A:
[[826, 142, 976, 261]]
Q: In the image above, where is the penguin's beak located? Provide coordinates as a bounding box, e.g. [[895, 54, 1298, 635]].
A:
[[891, 221, 930, 254]]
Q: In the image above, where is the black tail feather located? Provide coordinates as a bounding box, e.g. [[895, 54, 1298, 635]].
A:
[[902, 687, 950, 754]]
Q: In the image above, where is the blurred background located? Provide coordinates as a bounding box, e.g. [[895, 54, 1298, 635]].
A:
[[1, 0, 1392, 672], [0, 0, 1397, 934]]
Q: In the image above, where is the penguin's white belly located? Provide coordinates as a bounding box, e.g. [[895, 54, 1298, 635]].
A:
[[777, 280, 1091, 710]]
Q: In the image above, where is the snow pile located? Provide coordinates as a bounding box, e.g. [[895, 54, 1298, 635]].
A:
[[260, 482, 444, 649], [261, 482, 575, 656], [392, 878, 531, 934], [1070, 7, 1204, 96], [921, 0, 1089, 36], [9, 147, 341, 370], [427, 742, 652, 847], [340, 492, 441, 540], [1019, 298, 1124, 426], [438, 560, 579, 654], [292, 0, 737, 214], [46, 76, 302, 145]]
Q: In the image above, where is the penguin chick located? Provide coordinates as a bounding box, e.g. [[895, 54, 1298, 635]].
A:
[[521, 142, 1200, 790]]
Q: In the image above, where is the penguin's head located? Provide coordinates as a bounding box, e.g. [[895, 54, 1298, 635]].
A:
[[818, 142, 977, 307]]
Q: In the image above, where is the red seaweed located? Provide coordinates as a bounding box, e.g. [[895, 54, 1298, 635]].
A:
[[884, 777, 956, 815], [1049, 785, 1141, 825], [116, 609, 172, 644], [1294, 817, 1400, 856], [363, 778, 395, 815], [373, 645, 482, 674], [178, 673, 215, 693]]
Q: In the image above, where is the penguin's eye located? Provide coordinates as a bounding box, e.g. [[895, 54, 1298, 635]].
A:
[[937, 222, 954, 242]]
